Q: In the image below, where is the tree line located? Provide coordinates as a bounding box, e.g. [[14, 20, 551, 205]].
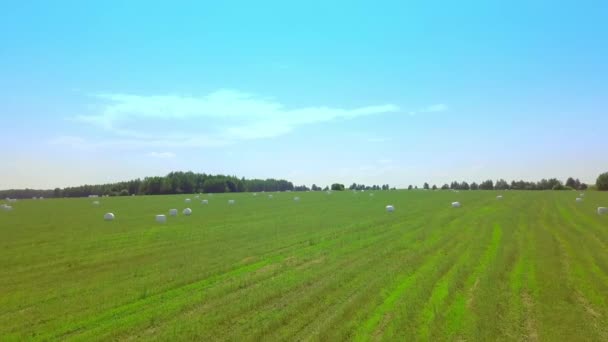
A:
[[411, 173, 608, 191], [2, 171, 607, 199]]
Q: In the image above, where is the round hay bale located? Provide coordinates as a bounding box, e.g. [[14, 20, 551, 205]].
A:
[[575, 197, 583, 203], [386, 205, 394, 212], [201, 199, 209, 204], [228, 200, 235, 205], [93, 201, 100, 206], [580, 193, 585, 197], [104, 213, 115, 221], [452, 202, 461, 208], [156, 214, 167, 223], [268, 194, 273, 199], [194, 195, 200, 199], [598, 207, 608, 215], [169, 209, 178, 216], [185, 198, 191, 203], [2, 204, 12, 211], [294, 197, 300, 201], [496, 195, 503, 200], [183, 208, 192, 216]]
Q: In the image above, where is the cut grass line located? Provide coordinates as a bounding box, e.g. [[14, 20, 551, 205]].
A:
[[41, 257, 282, 341]]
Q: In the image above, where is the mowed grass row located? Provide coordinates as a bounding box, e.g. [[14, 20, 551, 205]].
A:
[[1, 190, 607, 341]]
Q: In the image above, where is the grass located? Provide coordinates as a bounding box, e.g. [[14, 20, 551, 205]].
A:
[[1, 190, 607, 341]]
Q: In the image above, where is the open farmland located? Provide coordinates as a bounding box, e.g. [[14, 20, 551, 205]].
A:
[[1, 191, 607, 341]]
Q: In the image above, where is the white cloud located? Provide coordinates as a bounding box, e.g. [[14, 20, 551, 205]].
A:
[[146, 152, 176, 158], [63, 89, 400, 149], [408, 103, 449, 116], [422, 104, 448, 113]]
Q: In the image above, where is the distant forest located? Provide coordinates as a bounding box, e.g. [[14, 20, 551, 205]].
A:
[[1, 171, 607, 199]]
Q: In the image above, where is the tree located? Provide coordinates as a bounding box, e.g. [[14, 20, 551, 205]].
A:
[[441, 184, 449, 190], [432, 184, 437, 190], [331, 183, 345, 191], [423, 182, 430, 190], [565, 177, 577, 189], [597, 172, 608, 191], [119, 189, 130, 196], [461, 182, 470, 190], [479, 180, 494, 190], [470, 182, 479, 190], [495, 179, 509, 190]]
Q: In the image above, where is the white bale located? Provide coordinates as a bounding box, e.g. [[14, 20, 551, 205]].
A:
[[185, 198, 191, 203], [496, 195, 503, 200], [92, 201, 100, 206], [228, 199, 235, 205], [294, 197, 300, 201], [201, 199, 209, 204], [386, 205, 394, 212], [195, 195, 200, 199], [598, 207, 608, 215], [452, 202, 461, 208], [104, 213, 115, 221], [575, 197, 583, 203], [580, 193, 585, 197], [156, 214, 167, 223], [183, 208, 192, 216], [268, 195, 273, 199], [88, 195, 99, 198], [39, 197, 44, 200], [32, 196, 37, 200], [169, 209, 178, 216], [2, 204, 12, 211]]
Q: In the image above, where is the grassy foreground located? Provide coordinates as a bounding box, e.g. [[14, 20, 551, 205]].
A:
[[1, 190, 607, 341]]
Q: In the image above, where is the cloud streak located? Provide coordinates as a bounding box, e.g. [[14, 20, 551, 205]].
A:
[[408, 103, 448, 116], [146, 151, 176, 158], [63, 89, 400, 149]]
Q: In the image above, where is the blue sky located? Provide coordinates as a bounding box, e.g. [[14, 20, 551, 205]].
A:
[[1, 1, 607, 189]]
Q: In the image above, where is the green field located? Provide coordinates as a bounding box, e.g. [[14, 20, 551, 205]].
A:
[[1, 191, 607, 341]]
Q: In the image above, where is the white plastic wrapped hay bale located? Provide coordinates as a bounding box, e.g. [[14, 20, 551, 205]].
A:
[[228, 200, 235, 205], [294, 197, 300, 201], [185, 198, 191, 203], [183, 208, 192, 216], [268, 194, 273, 199], [1, 204, 12, 211], [598, 207, 608, 215], [452, 202, 461, 208], [195, 195, 200, 199], [496, 195, 503, 200], [580, 193, 585, 197], [104, 213, 115, 221], [386, 205, 394, 212], [575, 197, 583, 203], [201, 199, 209, 204], [169, 209, 178, 216], [156, 214, 167, 223], [93, 201, 100, 206]]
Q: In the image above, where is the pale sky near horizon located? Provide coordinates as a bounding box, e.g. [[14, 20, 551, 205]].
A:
[[1, 1, 607, 190]]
